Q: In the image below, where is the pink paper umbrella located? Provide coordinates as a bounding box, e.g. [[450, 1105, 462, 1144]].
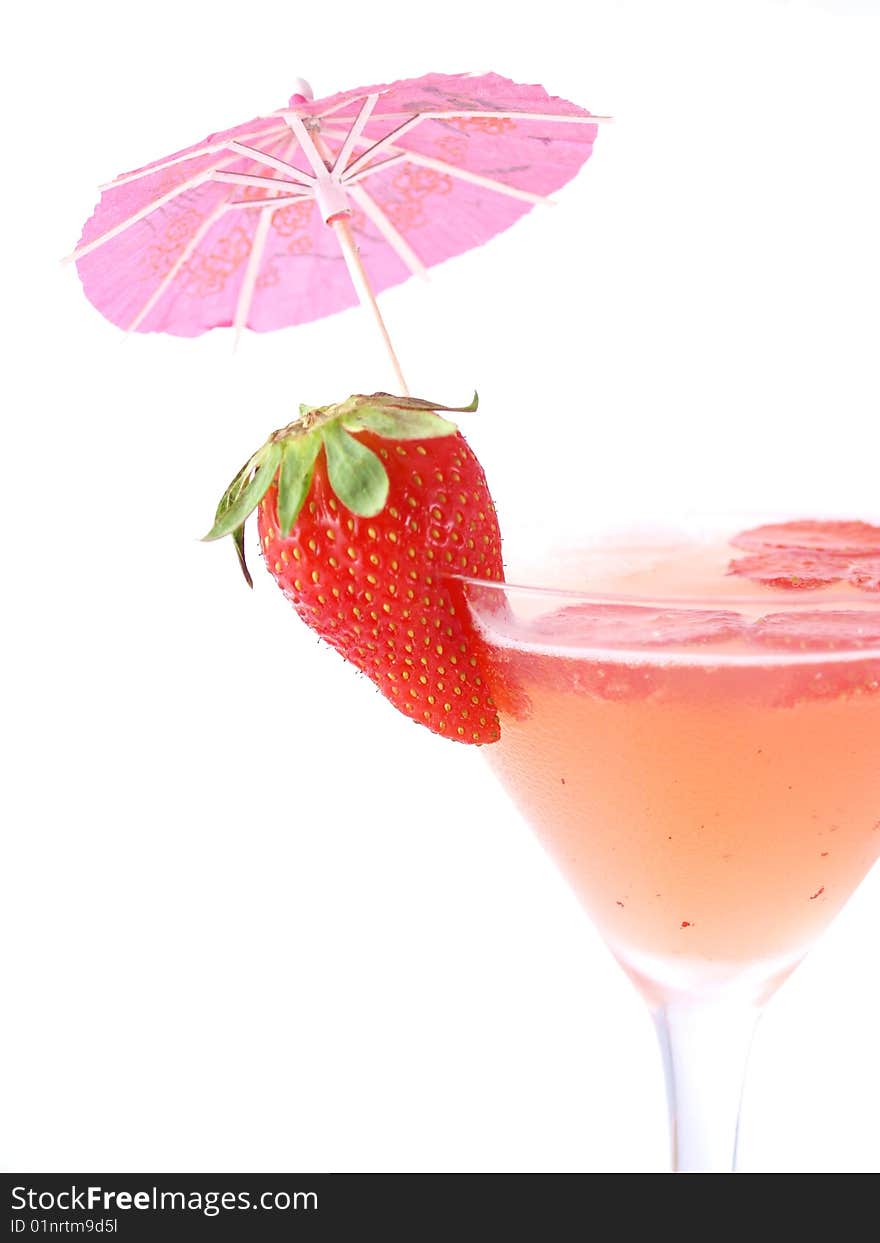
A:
[[69, 72, 607, 392]]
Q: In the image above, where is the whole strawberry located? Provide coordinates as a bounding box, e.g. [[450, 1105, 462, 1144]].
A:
[[205, 393, 504, 744]]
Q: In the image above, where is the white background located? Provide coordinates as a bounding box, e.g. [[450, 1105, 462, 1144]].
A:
[[4, 0, 880, 1173]]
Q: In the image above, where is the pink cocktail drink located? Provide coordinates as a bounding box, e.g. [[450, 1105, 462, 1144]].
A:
[[466, 534, 880, 1007]]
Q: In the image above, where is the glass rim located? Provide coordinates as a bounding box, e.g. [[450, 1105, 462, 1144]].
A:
[[451, 571, 880, 611], [450, 511, 880, 608]]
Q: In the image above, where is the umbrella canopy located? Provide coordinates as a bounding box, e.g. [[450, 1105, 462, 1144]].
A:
[[71, 72, 606, 389]]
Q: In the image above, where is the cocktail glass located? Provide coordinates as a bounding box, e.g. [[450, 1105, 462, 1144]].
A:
[[461, 520, 880, 1172]]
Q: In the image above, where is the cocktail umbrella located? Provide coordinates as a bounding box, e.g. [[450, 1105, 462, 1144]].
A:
[[69, 72, 607, 392]]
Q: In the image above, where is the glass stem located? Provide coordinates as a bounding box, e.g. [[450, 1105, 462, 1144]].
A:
[[653, 999, 762, 1173]]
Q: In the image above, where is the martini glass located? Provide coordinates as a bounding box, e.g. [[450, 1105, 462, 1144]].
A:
[[461, 519, 880, 1172]]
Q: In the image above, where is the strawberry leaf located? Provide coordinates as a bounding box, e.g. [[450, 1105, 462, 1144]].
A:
[[334, 391, 477, 420], [278, 433, 322, 536], [342, 406, 458, 439], [370, 392, 479, 415], [231, 524, 253, 589], [202, 442, 283, 542], [322, 421, 389, 517]]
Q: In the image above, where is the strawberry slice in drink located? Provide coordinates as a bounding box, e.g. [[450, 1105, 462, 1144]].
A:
[[731, 519, 880, 557], [850, 558, 880, 592], [729, 520, 880, 590], [747, 609, 880, 705], [750, 610, 880, 652], [527, 603, 747, 648], [728, 549, 850, 590], [504, 604, 748, 705]]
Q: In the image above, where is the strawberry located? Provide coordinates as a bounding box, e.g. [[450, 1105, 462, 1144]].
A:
[[850, 558, 880, 592], [731, 519, 880, 557], [727, 549, 850, 590], [729, 520, 880, 590], [749, 610, 880, 652], [524, 602, 747, 648], [204, 393, 504, 744], [479, 604, 747, 712]]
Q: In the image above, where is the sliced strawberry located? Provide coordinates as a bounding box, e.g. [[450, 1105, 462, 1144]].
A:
[[489, 646, 660, 706], [746, 611, 880, 706], [472, 605, 745, 711], [728, 550, 849, 590], [850, 558, 880, 592], [525, 603, 747, 648], [750, 610, 880, 652], [731, 520, 880, 557]]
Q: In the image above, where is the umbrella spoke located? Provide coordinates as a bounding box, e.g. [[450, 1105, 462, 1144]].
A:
[[125, 202, 230, 333], [99, 124, 288, 190], [332, 93, 380, 176], [223, 132, 312, 209], [71, 131, 300, 262], [226, 194, 312, 210], [343, 115, 425, 181], [346, 182, 427, 281], [343, 153, 410, 184], [313, 94, 370, 121], [213, 170, 314, 195], [282, 113, 355, 222], [318, 110, 610, 125], [386, 150, 554, 205], [423, 109, 609, 124], [330, 129, 555, 207], [65, 168, 217, 262], [225, 140, 315, 187], [232, 128, 305, 347], [233, 207, 275, 349], [282, 111, 336, 179]]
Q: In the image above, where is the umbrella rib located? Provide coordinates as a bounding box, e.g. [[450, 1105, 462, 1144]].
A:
[[334, 132, 554, 206], [225, 140, 315, 186], [345, 182, 427, 281], [281, 111, 335, 179], [125, 202, 229, 333], [70, 131, 300, 266], [213, 170, 314, 194], [343, 153, 410, 184], [332, 94, 380, 175], [232, 129, 303, 346], [393, 151, 554, 205], [232, 207, 275, 350], [423, 109, 610, 123], [230, 130, 306, 345], [225, 194, 311, 210], [343, 115, 425, 180], [320, 110, 610, 125], [95, 110, 607, 191], [314, 95, 369, 121], [65, 168, 216, 262], [99, 124, 289, 190], [222, 134, 313, 209]]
